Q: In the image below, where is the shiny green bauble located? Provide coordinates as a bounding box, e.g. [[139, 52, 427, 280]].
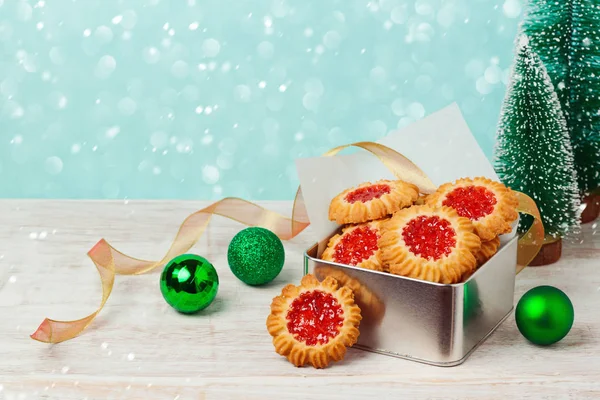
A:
[[515, 286, 574, 346], [160, 254, 219, 314], [227, 227, 285, 286]]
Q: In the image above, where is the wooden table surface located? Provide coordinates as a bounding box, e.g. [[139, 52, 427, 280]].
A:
[[1, 200, 599, 400]]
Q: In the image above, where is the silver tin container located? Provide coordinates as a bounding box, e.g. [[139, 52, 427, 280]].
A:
[[303, 230, 517, 367]]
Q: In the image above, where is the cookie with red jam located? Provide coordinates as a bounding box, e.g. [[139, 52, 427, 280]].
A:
[[329, 179, 419, 225], [321, 220, 387, 271], [425, 177, 519, 241], [380, 205, 482, 284], [267, 274, 362, 369]]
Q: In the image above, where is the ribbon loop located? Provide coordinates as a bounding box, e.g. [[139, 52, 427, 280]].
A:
[[31, 239, 116, 343], [323, 141, 438, 194], [514, 191, 545, 274]]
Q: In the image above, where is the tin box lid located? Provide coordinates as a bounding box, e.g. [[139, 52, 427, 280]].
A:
[[295, 103, 512, 242]]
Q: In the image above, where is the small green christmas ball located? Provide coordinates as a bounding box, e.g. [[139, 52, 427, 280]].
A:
[[227, 227, 285, 286], [515, 286, 574, 346], [160, 254, 219, 314]]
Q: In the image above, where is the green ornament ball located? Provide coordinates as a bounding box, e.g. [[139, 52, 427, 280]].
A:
[[227, 227, 285, 286], [515, 286, 574, 346], [160, 254, 219, 314]]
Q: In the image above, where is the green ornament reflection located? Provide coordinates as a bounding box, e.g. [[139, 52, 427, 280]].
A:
[[160, 254, 219, 314], [515, 286, 574, 346], [463, 280, 481, 325]]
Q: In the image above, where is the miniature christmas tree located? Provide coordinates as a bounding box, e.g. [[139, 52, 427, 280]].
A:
[[522, 0, 600, 205], [494, 36, 580, 239]]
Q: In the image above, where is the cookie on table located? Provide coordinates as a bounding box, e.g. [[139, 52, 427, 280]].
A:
[[379, 205, 482, 284], [266, 274, 362, 369], [425, 177, 519, 241], [321, 219, 387, 272], [328, 179, 419, 225]]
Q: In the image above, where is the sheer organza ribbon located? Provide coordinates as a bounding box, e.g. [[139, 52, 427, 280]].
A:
[[514, 192, 545, 273], [31, 141, 543, 344]]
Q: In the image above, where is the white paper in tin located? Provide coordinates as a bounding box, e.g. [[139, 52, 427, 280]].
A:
[[295, 103, 517, 246]]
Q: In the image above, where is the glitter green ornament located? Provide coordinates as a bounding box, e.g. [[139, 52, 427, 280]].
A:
[[160, 254, 219, 314], [515, 286, 574, 346], [227, 227, 285, 286]]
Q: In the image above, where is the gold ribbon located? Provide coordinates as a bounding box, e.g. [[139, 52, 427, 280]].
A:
[[323, 141, 438, 194], [514, 192, 545, 274], [30, 198, 311, 343], [31, 141, 542, 344]]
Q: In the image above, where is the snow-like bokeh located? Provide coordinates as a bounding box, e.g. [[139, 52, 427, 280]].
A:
[[0, 0, 520, 200]]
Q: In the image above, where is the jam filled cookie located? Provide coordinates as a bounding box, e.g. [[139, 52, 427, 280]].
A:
[[380, 205, 481, 284], [425, 177, 519, 241], [321, 220, 387, 271], [475, 236, 501, 267], [266, 274, 362, 369], [329, 180, 419, 225]]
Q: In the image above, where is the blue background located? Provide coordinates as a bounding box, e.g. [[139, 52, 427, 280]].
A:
[[0, 0, 521, 200]]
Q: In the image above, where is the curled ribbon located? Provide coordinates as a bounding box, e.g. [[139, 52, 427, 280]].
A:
[[30, 198, 311, 343], [324, 141, 438, 194], [31, 142, 542, 343], [514, 192, 545, 274]]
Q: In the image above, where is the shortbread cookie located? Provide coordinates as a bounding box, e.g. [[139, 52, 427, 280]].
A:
[[329, 180, 419, 225], [474, 236, 501, 267], [380, 205, 481, 284], [266, 274, 362, 369], [414, 194, 429, 206], [462, 236, 502, 281], [321, 220, 387, 271], [425, 177, 519, 241]]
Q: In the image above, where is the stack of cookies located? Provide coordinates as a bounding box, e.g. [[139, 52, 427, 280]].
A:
[[322, 177, 519, 284]]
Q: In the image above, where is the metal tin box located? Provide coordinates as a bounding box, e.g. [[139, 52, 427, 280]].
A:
[[303, 230, 517, 367]]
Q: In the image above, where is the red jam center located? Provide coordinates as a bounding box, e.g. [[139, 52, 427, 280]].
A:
[[286, 290, 344, 346], [442, 185, 497, 220], [333, 226, 379, 266], [345, 184, 391, 203], [402, 216, 456, 260]]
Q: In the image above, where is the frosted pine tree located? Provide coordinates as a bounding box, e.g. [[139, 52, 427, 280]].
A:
[[522, 0, 600, 197], [494, 36, 580, 238]]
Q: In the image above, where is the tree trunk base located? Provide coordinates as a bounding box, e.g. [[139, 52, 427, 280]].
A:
[[580, 194, 600, 224], [528, 238, 562, 266]]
